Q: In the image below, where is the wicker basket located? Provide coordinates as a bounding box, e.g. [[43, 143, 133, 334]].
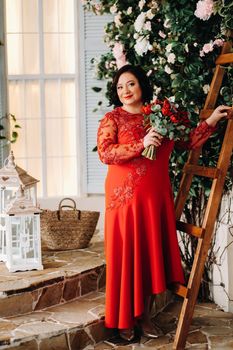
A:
[[40, 198, 100, 250]]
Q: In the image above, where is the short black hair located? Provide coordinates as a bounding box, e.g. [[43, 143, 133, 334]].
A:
[[109, 64, 153, 107]]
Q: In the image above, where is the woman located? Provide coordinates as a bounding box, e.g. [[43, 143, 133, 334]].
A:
[[97, 64, 230, 341]]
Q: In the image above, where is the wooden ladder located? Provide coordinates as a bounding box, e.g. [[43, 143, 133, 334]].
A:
[[172, 39, 233, 349]]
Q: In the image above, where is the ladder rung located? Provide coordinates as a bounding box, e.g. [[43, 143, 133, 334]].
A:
[[171, 283, 189, 298], [176, 220, 204, 238], [215, 53, 233, 65], [200, 109, 214, 119], [183, 164, 220, 178]]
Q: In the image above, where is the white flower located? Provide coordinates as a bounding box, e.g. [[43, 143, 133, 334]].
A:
[[114, 14, 122, 28], [167, 52, 176, 64], [134, 36, 150, 56], [168, 96, 175, 103], [146, 9, 155, 20], [127, 7, 132, 15], [184, 44, 189, 52], [193, 42, 198, 47], [203, 84, 210, 94], [144, 21, 152, 31], [138, 0, 146, 10], [164, 18, 171, 28], [110, 4, 118, 14], [94, 3, 102, 15], [165, 43, 173, 53], [154, 86, 161, 95], [158, 30, 166, 39], [134, 12, 146, 32], [164, 65, 173, 74], [134, 33, 139, 39], [159, 57, 166, 65], [147, 69, 153, 76]]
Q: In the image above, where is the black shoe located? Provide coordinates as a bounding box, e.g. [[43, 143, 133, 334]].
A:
[[119, 328, 135, 341]]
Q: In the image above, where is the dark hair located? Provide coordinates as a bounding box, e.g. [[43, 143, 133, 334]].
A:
[[109, 64, 153, 107]]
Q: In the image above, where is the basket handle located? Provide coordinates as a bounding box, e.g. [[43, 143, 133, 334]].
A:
[[57, 198, 81, 220]]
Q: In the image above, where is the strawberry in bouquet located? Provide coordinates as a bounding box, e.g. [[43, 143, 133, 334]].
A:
[[141, 97, 191, 160]]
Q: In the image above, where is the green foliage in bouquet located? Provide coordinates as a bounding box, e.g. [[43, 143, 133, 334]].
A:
[[83, 0, 233, 299]]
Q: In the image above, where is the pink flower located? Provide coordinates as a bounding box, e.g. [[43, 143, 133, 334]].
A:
[[158, 30, 166, 39], [194, 0, 214, 21], [112, 43, 128, 69], [213, 39, 224, 47], [203, 42, 214, 53], [200, 38, 224, 57]]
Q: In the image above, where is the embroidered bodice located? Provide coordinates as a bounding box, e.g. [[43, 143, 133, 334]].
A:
[[97, 107, 216, 165]]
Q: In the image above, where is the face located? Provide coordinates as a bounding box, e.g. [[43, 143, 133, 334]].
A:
[[116, 72, 143, 108]]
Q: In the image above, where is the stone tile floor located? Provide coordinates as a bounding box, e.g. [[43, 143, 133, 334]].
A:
[[88, 301, 233, 349]]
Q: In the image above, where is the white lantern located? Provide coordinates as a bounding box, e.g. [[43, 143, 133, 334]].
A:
[[5, 186, 43, 272], [0, 151, 39, 261]]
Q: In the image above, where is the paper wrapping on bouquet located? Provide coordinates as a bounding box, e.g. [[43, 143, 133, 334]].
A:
[[40, 198, 100, 250]]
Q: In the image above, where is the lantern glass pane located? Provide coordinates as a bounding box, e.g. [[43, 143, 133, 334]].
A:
[[9, 215, 40, 265], [3, 189, 17, 212], [0, 216, 6, 259]]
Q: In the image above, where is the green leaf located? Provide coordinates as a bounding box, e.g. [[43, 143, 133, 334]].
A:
[[12, 131, 18, 138], [92, 87, 102, 93]]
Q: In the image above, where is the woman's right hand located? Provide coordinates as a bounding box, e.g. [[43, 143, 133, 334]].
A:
[[143, 127, 163, 148]]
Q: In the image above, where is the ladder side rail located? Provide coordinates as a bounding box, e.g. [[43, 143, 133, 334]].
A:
[[173, 120, 233, 349], [175, 150, 201, 220]]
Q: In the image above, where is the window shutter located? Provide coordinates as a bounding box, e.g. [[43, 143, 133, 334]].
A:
[[79, 6, 112, 194], [0, 3, 9, 165]]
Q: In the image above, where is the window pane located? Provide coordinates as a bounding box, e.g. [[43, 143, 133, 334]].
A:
[[46, 157, 62, 196], [24, 34, 39, 74], [60, 80, 75, 117], [11, 119, 41, 158], [62, 118, 76, 157], [43, 0, 58, 33], [25, 119, 41, 157], [8, 81, 24, 119], [6, 0, 23, 33], [44, 34, 59, 73], [45, 80, 60, 118], [25, 81, 41, 119], [59, 34, 75, 74], [46, 118, 62, 157], [59, 0, 74, 32], [23, 0, 38, 32], [63, 157, 77, 195], [7, 34, 23, 74], [27, 158, 42, 197]]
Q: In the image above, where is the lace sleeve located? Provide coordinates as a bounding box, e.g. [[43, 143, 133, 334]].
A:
[[176, 121, 217, 150], [97, 113, 144, 165]]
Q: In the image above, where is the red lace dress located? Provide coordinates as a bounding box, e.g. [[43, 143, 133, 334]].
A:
[[97, 106, 215, 329]]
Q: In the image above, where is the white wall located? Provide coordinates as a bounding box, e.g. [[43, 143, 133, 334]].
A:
[[211, 189, 233, 312]]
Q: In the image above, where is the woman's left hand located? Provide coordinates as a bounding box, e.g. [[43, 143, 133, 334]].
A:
[[206, 105, 232, 127]]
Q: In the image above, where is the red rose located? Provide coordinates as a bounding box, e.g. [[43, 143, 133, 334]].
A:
[[170, 114, 179, 123], [161, 99, 172, 116], [142, 104, 152, 115]]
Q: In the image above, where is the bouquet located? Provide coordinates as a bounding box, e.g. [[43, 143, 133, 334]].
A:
[[141, 97, 191, 160]]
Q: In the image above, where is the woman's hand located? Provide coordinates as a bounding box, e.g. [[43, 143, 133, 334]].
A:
[[206, 105, 232, 127], [143, 127, 163, 148]]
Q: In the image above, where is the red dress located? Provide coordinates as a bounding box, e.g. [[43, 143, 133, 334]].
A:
[[97, 107, 215, 329]]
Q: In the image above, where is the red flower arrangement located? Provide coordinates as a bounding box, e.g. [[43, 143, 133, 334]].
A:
[[142, 98, 191, 160]]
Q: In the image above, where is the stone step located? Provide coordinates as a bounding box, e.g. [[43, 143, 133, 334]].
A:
[[0, 289, 115, 350], [0, 239, 106, 318]]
